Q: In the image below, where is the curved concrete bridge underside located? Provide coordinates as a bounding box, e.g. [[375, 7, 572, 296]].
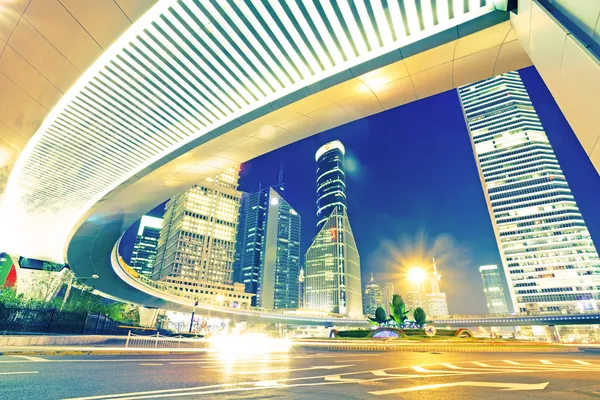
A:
[[8, 0, 597, 320]]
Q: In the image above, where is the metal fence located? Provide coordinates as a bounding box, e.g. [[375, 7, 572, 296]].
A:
[[0, 305, 127, 335], [124, 332, 206, 349]]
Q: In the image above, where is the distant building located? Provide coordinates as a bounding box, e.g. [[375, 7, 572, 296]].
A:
[[235, 176, 301, 309], [363, 274, 382, 316], [426, 258, 449, 317], [459, 72, 600, 314], [305, 141, 362, 317], [381, 283, 395, 317], [479, 265, 509, 315], [232, 192, 249, 285], [152, 167, 241, 290], [406, 286, 424, 313], [130, 215, 163, 276], [298, 268, 305, 308]]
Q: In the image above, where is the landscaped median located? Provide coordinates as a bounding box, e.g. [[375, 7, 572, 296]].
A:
[[292, 338, 581, 353]]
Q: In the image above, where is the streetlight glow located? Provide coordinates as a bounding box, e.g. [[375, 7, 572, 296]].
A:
[[407, 267, 426, 285]]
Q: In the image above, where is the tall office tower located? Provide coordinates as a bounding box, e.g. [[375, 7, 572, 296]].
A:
[[305, 141, 362, 316], [426, 258, 449, 317], [479, 265, 510, 315], [152, 167, 241, 287], [236, 180, 301, 309], [130, 216, 163, 276], [315, 140, 347, 230], [459, 71, 600, 314], [406, 286, 425, 312], [363, 274, 382, 316], [381, 283, 395, 316]]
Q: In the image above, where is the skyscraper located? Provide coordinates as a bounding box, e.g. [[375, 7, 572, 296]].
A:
[[479, 265, 509, 315], [152, 167, 241, 288], [130, 215, 163, 276], [305, 141, 362, 317], [298, 267, 305, 308], [459, 71, 600, 314], [381, 283, 395, 317], [315, 141, 347, 230], [426, 258, 449, 317], [236, 180, 301, 310], [363, 274, 382, 316]]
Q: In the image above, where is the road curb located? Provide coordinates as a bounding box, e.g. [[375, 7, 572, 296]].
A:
[[295, 344, 580, 353], [0, 349, 211, 356]]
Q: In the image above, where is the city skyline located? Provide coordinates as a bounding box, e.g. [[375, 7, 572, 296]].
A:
[[120, 67, 600, 315]]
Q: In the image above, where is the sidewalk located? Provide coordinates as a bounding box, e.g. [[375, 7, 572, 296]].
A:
[[0, 346, 212, 356]]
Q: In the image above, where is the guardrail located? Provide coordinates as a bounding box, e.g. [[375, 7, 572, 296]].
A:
[[124, 331, 206, 349], [111, 240, 370, 326]]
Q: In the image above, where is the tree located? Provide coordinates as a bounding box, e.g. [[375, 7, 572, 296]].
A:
[[389, 294, 411, 326], [413, 307, 427, 326], [368, 306, 391, 325]]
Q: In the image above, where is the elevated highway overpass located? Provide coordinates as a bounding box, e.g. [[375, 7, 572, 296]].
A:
[[0, 1, 598, 323]]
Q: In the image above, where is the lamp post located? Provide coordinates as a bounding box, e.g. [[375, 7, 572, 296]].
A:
[[189, 300, 199, 333], [60, 272, 99, 312]]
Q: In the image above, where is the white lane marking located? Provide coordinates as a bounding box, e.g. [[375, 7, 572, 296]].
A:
[[0, 371, 39, 376], [169, 359, 288, 365], [323, 375, 363, 382], [502, 360, 522, 365], [12, 355, 48, 362], [334, 359, 366, 362], [139, 363, 163, 366], [540, 360, 553, 365], [441, 363, 461, 369], [472, 362, 493, 367], [369, 381, 550, 395], [412, 366, 429, 373], [212, 365, 355, 375], [370, 370, 421, 378], [573, 360, 591, 365], [254, 380, 282, 387]]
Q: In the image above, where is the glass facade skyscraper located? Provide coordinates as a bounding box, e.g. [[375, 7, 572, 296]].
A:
[[459, 71, 600, 314], [235, 183, 301, 309], [130, 215, 163, 276], [479, 265, 509, 315], [315, 141, 347, 230], [305, 141, 362, 317]]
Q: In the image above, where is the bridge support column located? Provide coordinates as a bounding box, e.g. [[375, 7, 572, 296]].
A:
[[139, 306, 159, 328], [547, 325, 561, 343]]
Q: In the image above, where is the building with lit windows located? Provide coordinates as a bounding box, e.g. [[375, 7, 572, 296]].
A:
[[298, 268, 305, 308], [305, 141, 362, 317], [236, 180, 301, 310], [363, 275, 382, 316], [316, 141, 347, 230], [459, 72, 600, 314], [130, 216, 163, 276], [152, 167, 242, 289], [381, 283, 395, 316], [479, 265, 510, 315]]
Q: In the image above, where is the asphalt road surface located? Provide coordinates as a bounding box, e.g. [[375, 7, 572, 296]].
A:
[[1, 350, 600, 399]]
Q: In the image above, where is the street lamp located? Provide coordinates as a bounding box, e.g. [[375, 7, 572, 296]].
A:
[[60, 273, 99, 312], [407, 267, 425, 285]]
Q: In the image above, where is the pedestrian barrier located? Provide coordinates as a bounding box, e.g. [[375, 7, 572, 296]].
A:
[[124, 331, 206, 349]]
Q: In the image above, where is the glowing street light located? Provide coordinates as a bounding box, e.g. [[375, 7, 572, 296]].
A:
[[407, 267, 426, 285]]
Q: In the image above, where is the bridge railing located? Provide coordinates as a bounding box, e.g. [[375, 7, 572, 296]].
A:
[[111, 240, 369, 326]]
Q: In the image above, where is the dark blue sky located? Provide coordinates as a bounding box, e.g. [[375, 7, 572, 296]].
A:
[[122, 66, 600, 315]]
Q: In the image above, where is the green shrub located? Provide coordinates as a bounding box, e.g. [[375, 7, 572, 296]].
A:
[[413, 307, 427, 326], [337, 330, 370, 338]]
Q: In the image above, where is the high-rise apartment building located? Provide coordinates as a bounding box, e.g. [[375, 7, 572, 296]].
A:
[[363, 274, 382, 316], [130, 215, 163, 276], [459, 71, 600, 314], [479, 265, 510, 315], [305, 141, 362, 317], [235, 181, 301, 310], [381, 283, 395, 317], [152, 167, 241, 288]]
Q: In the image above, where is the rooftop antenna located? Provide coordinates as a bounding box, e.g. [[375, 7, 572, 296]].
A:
[[278, 163, 284, 185]]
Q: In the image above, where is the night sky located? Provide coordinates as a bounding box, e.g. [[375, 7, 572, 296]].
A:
[[121, 66, 600, 315]]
